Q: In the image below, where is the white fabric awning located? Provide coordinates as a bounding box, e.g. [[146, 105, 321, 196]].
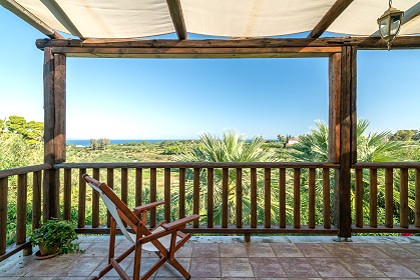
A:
[[1, 0, 420, 39]]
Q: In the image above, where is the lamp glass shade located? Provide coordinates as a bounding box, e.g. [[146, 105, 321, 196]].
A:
[[390, 14, 402, 36]]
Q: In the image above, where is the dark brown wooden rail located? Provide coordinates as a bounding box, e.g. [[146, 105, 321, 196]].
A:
[[3, 161, 420, 262], [0, 164, 51, 261], [54, 162, 339, 235], [352, 162, 420, 233]]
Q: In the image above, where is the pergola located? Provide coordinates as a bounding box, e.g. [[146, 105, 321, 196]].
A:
[[1, 0, 420, 260]]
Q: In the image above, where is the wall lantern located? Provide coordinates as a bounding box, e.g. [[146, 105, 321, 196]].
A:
[[377, 0, 404, 50]]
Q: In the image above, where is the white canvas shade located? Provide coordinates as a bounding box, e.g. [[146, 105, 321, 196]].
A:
[[1, 0, 419, 39]]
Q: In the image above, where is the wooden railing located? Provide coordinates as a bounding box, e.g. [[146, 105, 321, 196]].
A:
[[352, 162, 420, 233], [0, 164, 51, 261], [53, 162, 339, 235], [2, 161, 420, 261]]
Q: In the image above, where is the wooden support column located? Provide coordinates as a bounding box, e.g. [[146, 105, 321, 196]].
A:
[[329, 46, 357, 238], [43, 47, 66, 220]]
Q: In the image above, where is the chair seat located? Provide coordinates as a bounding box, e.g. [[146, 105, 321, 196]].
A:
[[128, 226, 181, 252]]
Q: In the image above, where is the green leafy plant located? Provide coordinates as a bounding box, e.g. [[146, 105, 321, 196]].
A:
[[29, 219, 79, 256]]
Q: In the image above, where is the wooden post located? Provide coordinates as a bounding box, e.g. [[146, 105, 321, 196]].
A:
[[43, 48, 66, 220], [329, 46, 356, 238]]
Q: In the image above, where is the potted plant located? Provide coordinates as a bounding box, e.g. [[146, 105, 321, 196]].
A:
[[29, 219, 79, 259]]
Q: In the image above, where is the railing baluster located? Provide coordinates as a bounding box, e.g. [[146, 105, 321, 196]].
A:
[[92, 168, 100, 228], [32, 170, 42, 229], [416, 168, 420, 228], [106, 168, 114, 227], [369, 168, 378, 228], [164, 168, 171, 222], [222, 168, 228, 228], [179, 168, 186, 219], [121, 168, 128, 205], [16, 174, 27, 247], [150, 168, 157, 228], [322, 168, 331, 229], [207, 168, 214, 228], [308, 168, 316, 229], [135, 168, 142, 206], [193, 168, 200, 228], [400, 168, 409, 228], [385, 168, 394, 228], [236, 168, 242, 228], [355, 168, 363, 228], [250, 168, 257, 228], [78, 168, 86, 228], [0, 177, 8, 255], [264, 168, 271, 228], [279, 168, 286, 228], [63, 169, 71, 221], [293, 168, 301, 228]]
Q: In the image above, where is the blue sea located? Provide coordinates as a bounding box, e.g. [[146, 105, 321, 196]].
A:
[[67, 139, 187, 147]]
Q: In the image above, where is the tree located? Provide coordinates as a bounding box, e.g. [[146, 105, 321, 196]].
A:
[[25, 121, 44, 145], [390, 129, 417, 141], [277, 134, 291, 148], [90, 139, 98, 150], [0, 132, 43, 169], [289, 121, 329, 162], [98, 138, 110, 150], [4, 115, 43, 145], [412, 130, 420, 141]]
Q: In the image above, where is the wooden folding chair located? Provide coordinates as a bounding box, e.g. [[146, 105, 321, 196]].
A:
[[83, 174, 199, 280]]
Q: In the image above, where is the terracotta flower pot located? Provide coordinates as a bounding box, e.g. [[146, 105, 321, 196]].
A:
[[35, 244, 59, 259]]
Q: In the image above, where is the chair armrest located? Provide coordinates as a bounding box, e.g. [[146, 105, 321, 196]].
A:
[[162, 214, 200, 231], [133, 201, 165, 214]]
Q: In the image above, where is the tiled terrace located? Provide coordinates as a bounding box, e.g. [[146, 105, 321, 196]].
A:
[[1, 235, 420, 280]]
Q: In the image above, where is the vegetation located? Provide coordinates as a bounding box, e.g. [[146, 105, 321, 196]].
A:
[[29, 219, 79, 256]]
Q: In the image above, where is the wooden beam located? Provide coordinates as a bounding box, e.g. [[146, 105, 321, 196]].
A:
[[402, 2, 420, 27], [166, 0, 187, 40], [40, 0, 83, 38], [49, 46, 341, 58], [0, 0, 63, 39], [308, 0, 354, 38], [36, 36, 420, 53]]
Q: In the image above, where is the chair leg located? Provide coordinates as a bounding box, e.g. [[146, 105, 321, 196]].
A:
[[167, 258, 190, 279], [141, 256, 167, 280], [132, 243, 142, 280]]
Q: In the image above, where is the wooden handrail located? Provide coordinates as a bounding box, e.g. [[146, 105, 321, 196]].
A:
[[54, 162, 339, 169], [353, 162, 420, 169], [0, 164, 52, 179]]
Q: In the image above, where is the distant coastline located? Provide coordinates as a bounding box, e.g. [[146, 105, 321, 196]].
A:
[[67, 139, 191, 147]]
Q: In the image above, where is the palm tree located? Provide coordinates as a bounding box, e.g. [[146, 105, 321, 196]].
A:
[[179, 130, 276, 225]]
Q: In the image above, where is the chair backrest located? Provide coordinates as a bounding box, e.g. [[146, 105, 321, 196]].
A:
[[83, 174, 139, 244]]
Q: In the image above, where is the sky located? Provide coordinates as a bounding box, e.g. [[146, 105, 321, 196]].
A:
[[1, 7, 419, 140]]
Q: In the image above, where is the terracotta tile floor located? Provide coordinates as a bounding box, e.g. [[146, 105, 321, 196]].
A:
[[1, 235, 420, 279]]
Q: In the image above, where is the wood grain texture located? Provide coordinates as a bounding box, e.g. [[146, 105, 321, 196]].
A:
[[369, 168, 378, 228]]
